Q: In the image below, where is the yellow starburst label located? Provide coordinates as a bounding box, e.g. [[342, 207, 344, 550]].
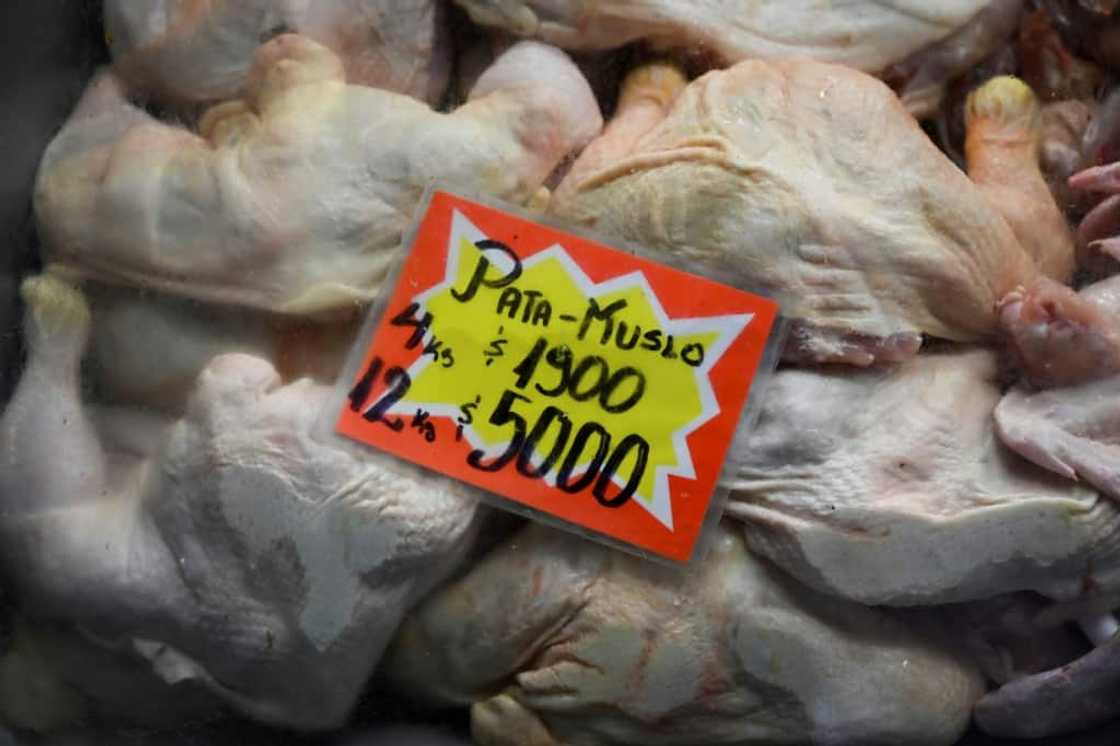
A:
[[336, 190, 779, 562]]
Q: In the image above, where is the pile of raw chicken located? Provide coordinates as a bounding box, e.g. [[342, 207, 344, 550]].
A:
[[15, 1, 1120, 744]]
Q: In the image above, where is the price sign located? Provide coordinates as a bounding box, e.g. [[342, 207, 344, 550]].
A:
[[336, 190, 779, 562]]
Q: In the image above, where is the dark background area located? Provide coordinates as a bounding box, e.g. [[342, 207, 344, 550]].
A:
[[0, 0, 106, 402]]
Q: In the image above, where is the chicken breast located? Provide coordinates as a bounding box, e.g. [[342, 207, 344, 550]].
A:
[[385, 522, 984, 746], [34, 35, 602, 315], [105, 0, 450, 105], [0, 274, 482, 730], [724, 347, 1120, 605], [550, 62, 1044, 365]]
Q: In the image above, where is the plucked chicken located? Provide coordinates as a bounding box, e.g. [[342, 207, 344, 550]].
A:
[[386, 523, 984, 746], [34, 34, 602, 315], [549, 64, 1067, 365], [454, 0, 1023, 116], [0, 274, 482, 729], [81, 282, 362, 414], [724, 347, 1120, 605], [104, 0, 450, 105]]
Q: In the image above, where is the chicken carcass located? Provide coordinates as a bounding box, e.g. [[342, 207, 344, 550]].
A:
[[385, 523, 984, 746], [454, 0, 1020, 116], [82, 282, 362, 414], [0, 274, 482, 730], [105, 0, 450, 105], [549, 64, 1062, 365], [994, 274, 1120, 501], [84, 284, 274, 413], [723, 347, 1120, 606], [34, 35, 602, 315]]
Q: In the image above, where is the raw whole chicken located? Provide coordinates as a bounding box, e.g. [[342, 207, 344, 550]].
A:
[[454, 0, 1021, 116], [723, 347, 1120, 605], [0, 274, 483, 730], [549, 63, 1066, 365], [84, 284, 274, 413], [82, 282, 362, 414], [34, 35, 602, 315], [385, 522, 984, 746], [104, 0, 450, 105]]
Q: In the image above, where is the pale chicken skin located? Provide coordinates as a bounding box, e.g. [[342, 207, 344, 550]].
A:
[[105, 0, 450, 105], [81, 281, 364, 415], [724, 348, 1120, 606], [996, 274, 1120, 503], [999, 274, 1120, 388], [549, 63, 1050, 365], [454, 0, 1020, 116], [34, 35, 602, 315], [385, 523, 983, 746], [0, 275, 482, 730]]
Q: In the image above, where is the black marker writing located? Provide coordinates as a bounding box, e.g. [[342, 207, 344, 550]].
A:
[[451, 239, 522, 303]]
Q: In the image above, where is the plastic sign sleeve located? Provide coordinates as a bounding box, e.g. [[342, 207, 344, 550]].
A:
[[336, 190, 780, 563]]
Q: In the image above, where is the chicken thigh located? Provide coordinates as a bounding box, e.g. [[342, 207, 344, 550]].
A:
[[34, 35, 602, 315], [549, 63, 1049, 365], [0, 274, 482, 730], [724, 347, 1120, 606], [105, 0, 450, 105], [385, 522, 984, 746]]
